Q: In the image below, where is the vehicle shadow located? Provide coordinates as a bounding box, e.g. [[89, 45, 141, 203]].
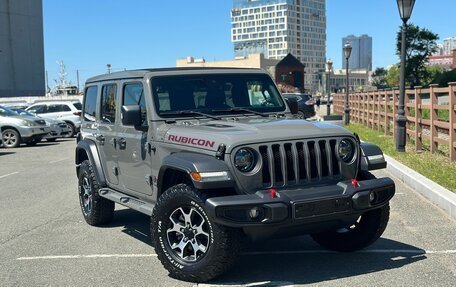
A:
[[104, 209, 426, 285], [0, 151, 15, 156]]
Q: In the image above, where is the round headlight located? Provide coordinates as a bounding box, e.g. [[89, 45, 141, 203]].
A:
[[338, 139, 355, 163], [234, 148, 256, 172]]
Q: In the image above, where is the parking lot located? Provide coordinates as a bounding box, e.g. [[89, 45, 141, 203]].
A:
[[0, 139, 455, 286]]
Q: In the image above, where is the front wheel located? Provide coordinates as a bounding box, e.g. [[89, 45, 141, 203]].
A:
[[2, 129, 21, 148], [151, 184, 240, 283], [78, 160, 114, 225], [311, 204, 390, 252]]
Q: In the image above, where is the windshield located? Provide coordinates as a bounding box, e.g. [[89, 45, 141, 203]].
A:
[[151, 73, 285, 117], [0, 105, 20, 117]]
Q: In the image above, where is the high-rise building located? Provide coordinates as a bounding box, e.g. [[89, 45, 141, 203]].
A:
[[443, 37, 456, 55], [231, 0, 326, 93], [0, 0, 45, 97], [342, 35, 372, 71]]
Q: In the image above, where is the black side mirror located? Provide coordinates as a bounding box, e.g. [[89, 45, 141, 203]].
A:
[[121, 105, 141, 126], [284, 97, 299, 114]]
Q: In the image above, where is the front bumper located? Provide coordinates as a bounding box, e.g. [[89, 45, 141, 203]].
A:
[[17, 126, 51, 138], [45, 126, 72, 139], [206, 177, 395, 236]]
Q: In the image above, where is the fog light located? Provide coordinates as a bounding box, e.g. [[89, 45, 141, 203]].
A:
[[249, 207, 261, 219], [369, 192, 376, 203]]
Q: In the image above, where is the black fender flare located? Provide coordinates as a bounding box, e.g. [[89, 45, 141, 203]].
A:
[[359, 142, 387, 171], [157, 152, 234, 193], [75, 139, 107, 187]]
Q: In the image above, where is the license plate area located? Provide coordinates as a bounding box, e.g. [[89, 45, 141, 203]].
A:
[[293, 197, 351, 219]]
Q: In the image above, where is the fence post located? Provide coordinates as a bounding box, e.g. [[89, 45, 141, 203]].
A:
[[384, 90, 389, 135], [449, 82, 456, 161], [429, 84, 438, 153], [392, 88, 398, 140], [414, 86, 422, 152]]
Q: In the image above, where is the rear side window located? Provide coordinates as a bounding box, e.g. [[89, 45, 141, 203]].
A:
[[73, 102, 82, 110], [123, 82, 147, 125], [100, 84, 117, 124], [83, 86, 98, 122], [48, 104, 71, 113]]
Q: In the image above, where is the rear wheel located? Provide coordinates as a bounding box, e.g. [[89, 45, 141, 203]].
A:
[[26, 138, 42, 146], [151, 184, 240, 283], [311, 204, 390, 252], [78, 160, 114, 225], [2, 129, 21, 148]]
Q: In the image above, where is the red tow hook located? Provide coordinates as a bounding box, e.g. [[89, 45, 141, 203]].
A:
[[269, 188, 278, 198], [351, 179, 360, 188]]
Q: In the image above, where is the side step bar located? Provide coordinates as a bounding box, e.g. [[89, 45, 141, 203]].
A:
[[98, 188, 154, 216]]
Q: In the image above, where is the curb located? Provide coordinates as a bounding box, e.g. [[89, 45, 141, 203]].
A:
[[384, 154, 456, 219]]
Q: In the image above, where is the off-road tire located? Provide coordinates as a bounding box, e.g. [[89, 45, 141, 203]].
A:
[[151, 184, 241, 283], [78, 160, 114, 226], [2, 129, 21, 148], [311, 203, 390, 252]]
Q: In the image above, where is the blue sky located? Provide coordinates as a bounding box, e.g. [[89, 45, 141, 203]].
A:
[[43, 0, 456, 85]]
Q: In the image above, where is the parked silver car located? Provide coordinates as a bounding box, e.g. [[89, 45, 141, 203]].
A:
[[11, 108, 72, 142], [0, 105, 51, 148], [26, 101, 82, 137]]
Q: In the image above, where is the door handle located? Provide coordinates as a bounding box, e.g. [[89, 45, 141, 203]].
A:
[[118, 137, 127, 149], [95, 134, 105, 145]]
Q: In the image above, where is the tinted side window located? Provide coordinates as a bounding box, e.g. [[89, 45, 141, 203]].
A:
[[28, 105, 47, 114], [73, 102, 82, 110], [100, 84, 117, 124], [83, 86, 98, 122], [123, 83, 147, 125]]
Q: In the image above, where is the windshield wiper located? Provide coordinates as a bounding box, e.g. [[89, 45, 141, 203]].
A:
[[211, 107, 269, 118], [160, 110, 221, 120]]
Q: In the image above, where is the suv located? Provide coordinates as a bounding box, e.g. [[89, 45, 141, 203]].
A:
[[75, 68, 394, 283], [0, 105, 51, 148], [282, 93, 316, 119], [26, 101, 82, 137]]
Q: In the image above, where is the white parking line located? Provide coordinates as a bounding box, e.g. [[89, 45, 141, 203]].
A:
[[0, 172, 19, 179], [16, 249, 456, 261], [17, 254, 157, 260], [49, 158, 68, 164]]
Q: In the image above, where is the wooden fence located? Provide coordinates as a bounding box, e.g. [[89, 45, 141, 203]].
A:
[[333, 83, 456, 162]]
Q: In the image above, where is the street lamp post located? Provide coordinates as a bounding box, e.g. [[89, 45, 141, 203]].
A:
[[326, 59, 333, 116], [107, 64, 112, 74], [396, 0, 416, 152], [343, 42, 352, 125]]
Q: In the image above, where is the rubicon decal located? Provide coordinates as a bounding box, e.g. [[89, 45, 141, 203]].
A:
[[168, 134, 215, 148]]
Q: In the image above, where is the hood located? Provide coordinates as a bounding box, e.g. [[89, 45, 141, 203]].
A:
[[161, 117, 354, 153], [0, 115, 46, 125]]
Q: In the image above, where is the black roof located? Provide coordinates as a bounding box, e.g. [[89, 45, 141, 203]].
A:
[[276, 54, 305, 68]]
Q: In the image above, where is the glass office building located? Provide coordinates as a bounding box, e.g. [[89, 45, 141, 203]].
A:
[[231, 0, 326, 93]]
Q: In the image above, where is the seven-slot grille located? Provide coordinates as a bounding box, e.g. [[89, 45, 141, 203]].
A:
[[258, 139, 341, 188]]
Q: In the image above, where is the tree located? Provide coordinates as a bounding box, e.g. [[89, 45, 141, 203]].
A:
[[371, 67, 388, 89], [432, 69, 456, 87], [386, 65, 400, 88], [423, 65, 443, 86], [396, 24, 439, 87]]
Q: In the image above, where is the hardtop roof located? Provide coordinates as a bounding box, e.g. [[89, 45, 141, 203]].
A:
[[85, 67, 266, 84]]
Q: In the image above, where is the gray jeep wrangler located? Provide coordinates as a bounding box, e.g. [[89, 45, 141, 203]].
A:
[[75, 68, 395, 282]]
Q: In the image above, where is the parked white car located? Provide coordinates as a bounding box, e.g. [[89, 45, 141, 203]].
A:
[[26, 101, 82, 137]]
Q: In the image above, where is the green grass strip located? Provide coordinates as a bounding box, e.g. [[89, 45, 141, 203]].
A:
[[346, 123, 456, 192]]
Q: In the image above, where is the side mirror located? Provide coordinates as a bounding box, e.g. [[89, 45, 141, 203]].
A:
[[121, 105, 141, 126], [284, 97, 299, 114]]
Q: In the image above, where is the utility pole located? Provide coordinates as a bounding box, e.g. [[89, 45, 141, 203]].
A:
[[76, 69, 80, 93]]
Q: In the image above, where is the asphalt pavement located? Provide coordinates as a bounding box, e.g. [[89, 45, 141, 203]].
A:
[[0, 139, 455, 286]]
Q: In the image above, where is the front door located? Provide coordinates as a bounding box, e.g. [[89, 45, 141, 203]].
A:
[[97, 83, 119, 186], [116, 81, 153, 196]]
